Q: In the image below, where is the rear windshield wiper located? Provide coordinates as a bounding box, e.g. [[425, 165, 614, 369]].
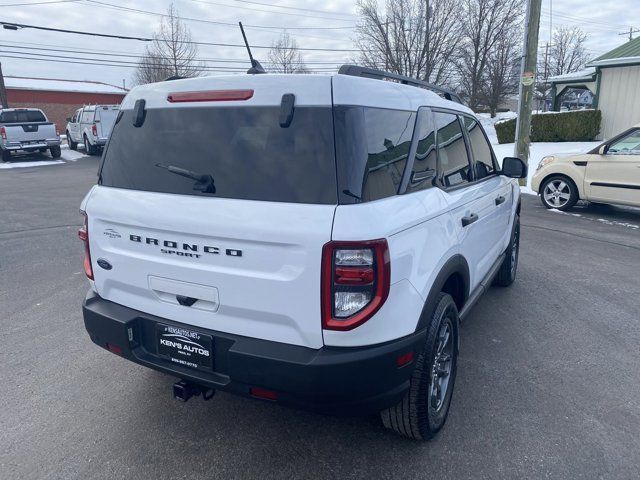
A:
[[155, 164, 216, 194]]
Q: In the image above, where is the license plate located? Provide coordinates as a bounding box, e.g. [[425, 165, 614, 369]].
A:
[[156, 324, 213, 370]]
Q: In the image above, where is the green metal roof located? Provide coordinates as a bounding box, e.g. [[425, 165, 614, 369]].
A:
[[590, 36, 640, 65]]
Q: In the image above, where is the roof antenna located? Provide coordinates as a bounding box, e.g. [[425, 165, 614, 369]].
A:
[[239, 22, 266, 74]]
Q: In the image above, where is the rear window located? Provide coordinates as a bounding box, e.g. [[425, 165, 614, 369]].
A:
[[96, 108, 119, 129], [100, 106, 337, 204], [0, 110, 46, 123]]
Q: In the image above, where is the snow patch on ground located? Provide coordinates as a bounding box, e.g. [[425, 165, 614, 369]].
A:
[[0, 160, 64, 169], [61, 144, 88, 162]]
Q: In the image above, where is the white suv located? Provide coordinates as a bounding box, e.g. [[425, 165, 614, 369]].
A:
[[80, 66, 526, 440]]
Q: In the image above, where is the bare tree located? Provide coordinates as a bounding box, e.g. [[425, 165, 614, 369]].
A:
[[481, 32, 521, 117], [133, 3, 203, 85], [267, 32, 309, 73], [456, 0, 524, 111], [354, 0, 462, 86], [549, 26, 589, 76]]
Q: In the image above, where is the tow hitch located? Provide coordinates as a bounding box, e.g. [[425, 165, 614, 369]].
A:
[[173, 379, 215, 402]]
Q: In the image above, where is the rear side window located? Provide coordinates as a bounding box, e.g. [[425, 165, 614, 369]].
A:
[[334, 106, 416, 202], [0, 110, 46, 123], [406, 107, 437, 194], [100, 106, 337, 204], [463, 116, 497, 179], [81, 111, 94, 123], [434, 112, 471, 188]]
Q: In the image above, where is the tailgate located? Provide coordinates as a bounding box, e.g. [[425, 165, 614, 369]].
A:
[[5, 123, 55, 142], [86, 187, 335, 349]]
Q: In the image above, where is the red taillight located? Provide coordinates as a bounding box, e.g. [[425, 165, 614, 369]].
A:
[[78, 211, 93, 280], [106, 343, 122, 355], [0, 126, 6, 140], [54, 123, 60, 137], [91, 123, 97, 136], [250, 387, 278, 401], [396, 351, 414, 368], [321, 239, 390, 331], [167, 89, 254, 103]]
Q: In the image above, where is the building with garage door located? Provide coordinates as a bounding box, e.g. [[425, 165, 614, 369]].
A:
[[4, 76, 128, 128], [548, 36, 640, 140]]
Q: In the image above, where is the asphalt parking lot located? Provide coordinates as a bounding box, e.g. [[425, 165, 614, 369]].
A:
[[1, 156, 639, 479]]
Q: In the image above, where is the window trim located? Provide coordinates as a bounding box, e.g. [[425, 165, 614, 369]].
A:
[[429, 108, 475, 192], [460, 114, 499, 180]]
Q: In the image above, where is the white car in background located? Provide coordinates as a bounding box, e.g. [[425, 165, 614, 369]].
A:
[[532, 124, 640, 210], [66, 105, 120, 155]]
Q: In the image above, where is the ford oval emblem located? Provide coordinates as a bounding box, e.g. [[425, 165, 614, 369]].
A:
[[97, 258, 112, 270]]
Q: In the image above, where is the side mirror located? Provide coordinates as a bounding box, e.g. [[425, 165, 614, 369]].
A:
[[598, 145, 608, 155], [502, 157, 528, 179], [66, 117, 72, 122]]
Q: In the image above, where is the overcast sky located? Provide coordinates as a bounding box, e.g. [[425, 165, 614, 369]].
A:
[[0, 0, 635, 88]]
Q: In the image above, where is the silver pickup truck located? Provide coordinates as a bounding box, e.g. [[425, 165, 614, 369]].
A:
[[0, 108, 61, 162], [66, 105, 119, 155]]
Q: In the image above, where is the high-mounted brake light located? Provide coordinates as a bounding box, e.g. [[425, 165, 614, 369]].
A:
[[167, 89, 254, 103], [91, 123, 97, 136], [78, 211, 93, 280], [321, 239, 390, 331], [0, 126, 6, 140]]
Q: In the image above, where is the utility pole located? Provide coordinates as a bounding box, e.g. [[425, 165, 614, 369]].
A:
[[618, 27, 640, 41], [514, 0, 542, 176], [0, 62, 8, 108], [543, 42, 550, 112]]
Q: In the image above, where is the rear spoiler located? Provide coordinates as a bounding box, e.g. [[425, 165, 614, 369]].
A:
[[338, 65, 464, 105]]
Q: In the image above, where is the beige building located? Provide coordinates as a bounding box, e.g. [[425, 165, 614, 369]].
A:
[[549, 36, 640, 140]]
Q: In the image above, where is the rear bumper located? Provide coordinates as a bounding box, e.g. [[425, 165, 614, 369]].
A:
[[3, 139, 61, 151], [82, 291, 425, 415]]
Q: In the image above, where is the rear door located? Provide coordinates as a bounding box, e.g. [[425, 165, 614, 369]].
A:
[[434, 111, 501, 291], [585, 128, 640, 207], [86, 78, 336, 349], [70, 109, 82, 141]]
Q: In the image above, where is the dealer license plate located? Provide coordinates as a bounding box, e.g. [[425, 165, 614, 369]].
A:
[[156, 324, 213, 370]]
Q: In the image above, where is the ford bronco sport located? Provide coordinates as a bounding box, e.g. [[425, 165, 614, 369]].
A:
[[80, 66, 526, 440]]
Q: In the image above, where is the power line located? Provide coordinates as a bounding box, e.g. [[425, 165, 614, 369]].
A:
[[0, 20, 365, 51], [0, 50, 340, 72], [82, 0, 355, 30], [0, 0, 79, 6], [0, 41, 347, 64], [183, 0, 355, 22], [207, 0, 356, 17]]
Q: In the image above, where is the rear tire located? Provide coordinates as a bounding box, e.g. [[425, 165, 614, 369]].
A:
[[540, 175, 578, 211], [493, 214, 520, 287], [50, 145, 61, 159], [84, 136, 97, 156], [1, 148, 10, 162], [381, 293, 459, 440], [67, 132, 77, 151]]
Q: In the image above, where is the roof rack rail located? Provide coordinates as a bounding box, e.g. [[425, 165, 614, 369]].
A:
[[337, 65, 464, 105]]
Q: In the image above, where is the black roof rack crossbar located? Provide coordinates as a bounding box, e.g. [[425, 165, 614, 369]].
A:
[[337, 65, 464, 105]]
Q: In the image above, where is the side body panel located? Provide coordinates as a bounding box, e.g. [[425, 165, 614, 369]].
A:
[[327, 189, 454, 347], [584, 154, 640, 207]]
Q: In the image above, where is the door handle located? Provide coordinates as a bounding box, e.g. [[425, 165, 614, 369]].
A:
[[461, 213, 478, 227], [495, 195, 506, 206]]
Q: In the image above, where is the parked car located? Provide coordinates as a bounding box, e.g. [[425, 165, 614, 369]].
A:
[[79, 67, 526, 440], [66, 105, 119, 155], [0, 108, 61, 162], [532, 123, 640, 210]]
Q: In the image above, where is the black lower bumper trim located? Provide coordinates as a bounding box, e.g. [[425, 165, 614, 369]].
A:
[[82, 291, 426, 415]]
